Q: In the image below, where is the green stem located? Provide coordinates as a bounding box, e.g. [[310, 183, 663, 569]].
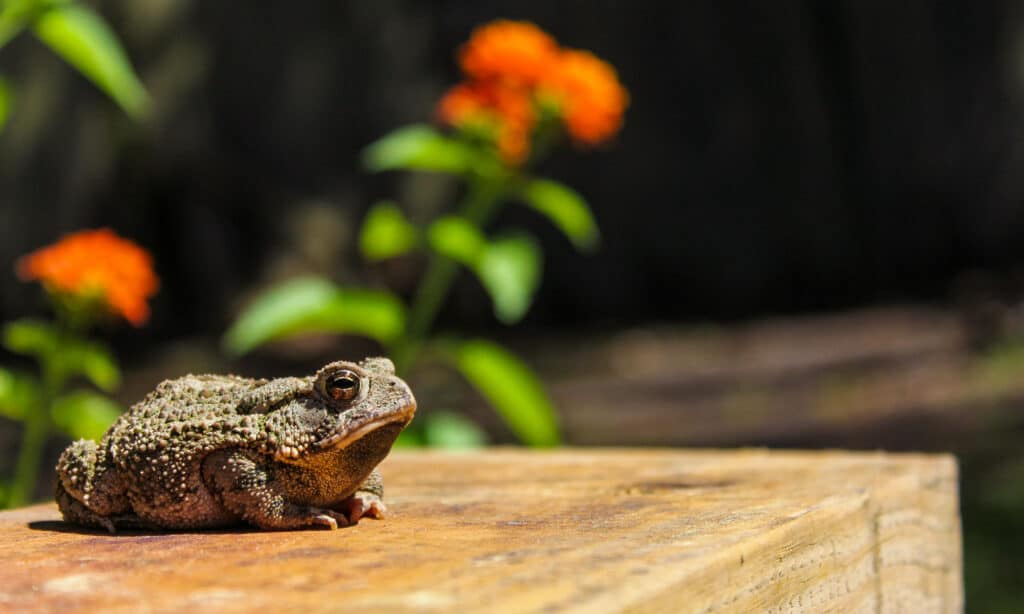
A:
[[392, 175, 504, 372], [7, 359, 60, 508], [7, 401, 47, 507]]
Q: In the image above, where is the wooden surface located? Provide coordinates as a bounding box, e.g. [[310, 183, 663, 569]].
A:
[[0, 449, 962, 613]]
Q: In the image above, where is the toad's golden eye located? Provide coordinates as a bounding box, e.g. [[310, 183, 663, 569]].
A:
[[324, 370, 360, 402]]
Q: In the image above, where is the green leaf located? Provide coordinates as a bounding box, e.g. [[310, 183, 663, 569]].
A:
[[3, 319, 58, 358], [362, 124, 474, 173], [477, 235, 542, 324], [63, 341, 120, 392], [2, 320, 120, 391], [427, 216, 486, 266], [393, 427, 425, 449], [224, 276, 407, 355], [0, 367, 39, 422], [520, 179, 600, 251], [0, 77, 11, 134], [51, 390, 121, 441], [428, 221, 542, 324], [447, 338, 559, 446], [359, 201, 419, 262], [0, 0, 36, 50], [33, 4, 148, 118], [422, 411, 487, 449]]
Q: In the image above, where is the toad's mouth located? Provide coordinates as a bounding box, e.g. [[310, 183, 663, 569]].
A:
[[273, 412, 414, 462], [315, 408, 415, 451], [272, 391, 416, 462]]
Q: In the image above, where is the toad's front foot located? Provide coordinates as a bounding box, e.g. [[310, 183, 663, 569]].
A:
[[310, 508, 352, 530], [338, 491, 387, 525]]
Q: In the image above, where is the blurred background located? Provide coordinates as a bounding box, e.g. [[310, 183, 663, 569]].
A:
[[1, 0, 1023, 610]]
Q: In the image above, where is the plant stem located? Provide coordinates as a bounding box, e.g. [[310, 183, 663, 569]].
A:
[[393, 257, 456, 371], [7, 401, 47, 507], [393, 175, 503, 372], [7, 359, 60, 508]]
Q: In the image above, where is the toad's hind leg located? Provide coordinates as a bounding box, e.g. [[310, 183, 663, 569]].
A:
[[55, 480, 154, 533], [203, 449, 350, 530], [56, 439, 132, 532]]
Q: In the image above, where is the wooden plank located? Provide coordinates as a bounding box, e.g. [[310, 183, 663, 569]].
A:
[[0, 449, 962, 613]]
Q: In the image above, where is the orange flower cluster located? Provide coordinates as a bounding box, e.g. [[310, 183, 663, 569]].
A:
[[437, 20, 629, 164], [16, 229, 159, 326]]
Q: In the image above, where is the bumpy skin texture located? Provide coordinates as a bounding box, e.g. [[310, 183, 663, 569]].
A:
[[55, 357, 415, 532]]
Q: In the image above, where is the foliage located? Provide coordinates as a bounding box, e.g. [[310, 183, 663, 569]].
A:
[[0, 0, 148, 129], [0, 1, 146, 506], [393, 410, 487, 449], [224, 276, 406, 354], [441, 338, 559, 445], [225, 19, 628, 447], [2, 230, 157, 508], [0, 76, 11, 134]]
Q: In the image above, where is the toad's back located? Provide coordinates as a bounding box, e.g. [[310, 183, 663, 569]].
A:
[[104, 375, 271, 517]]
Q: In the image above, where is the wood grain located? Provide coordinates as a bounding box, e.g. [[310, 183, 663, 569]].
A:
[[0, 449, 962, 613]]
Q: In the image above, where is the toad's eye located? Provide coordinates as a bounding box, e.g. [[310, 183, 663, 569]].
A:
[[324, 370, 360, 402]]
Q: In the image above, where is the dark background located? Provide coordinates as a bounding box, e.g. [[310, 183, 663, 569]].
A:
[[4, 1, 1024, 339], [2, 2, 1023, 610]]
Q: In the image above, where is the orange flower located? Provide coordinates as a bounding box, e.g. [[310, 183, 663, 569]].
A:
[[543, 49, 629, 145], [440, 19, 628, 162], [16, 229, 159, 326], [459, 20, 560, 86], [437, 82, 489, 126], [437, 80, 535, 164]]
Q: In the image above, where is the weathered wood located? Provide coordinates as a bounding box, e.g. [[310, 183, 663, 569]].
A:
[[0, 449, 961, 613]]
